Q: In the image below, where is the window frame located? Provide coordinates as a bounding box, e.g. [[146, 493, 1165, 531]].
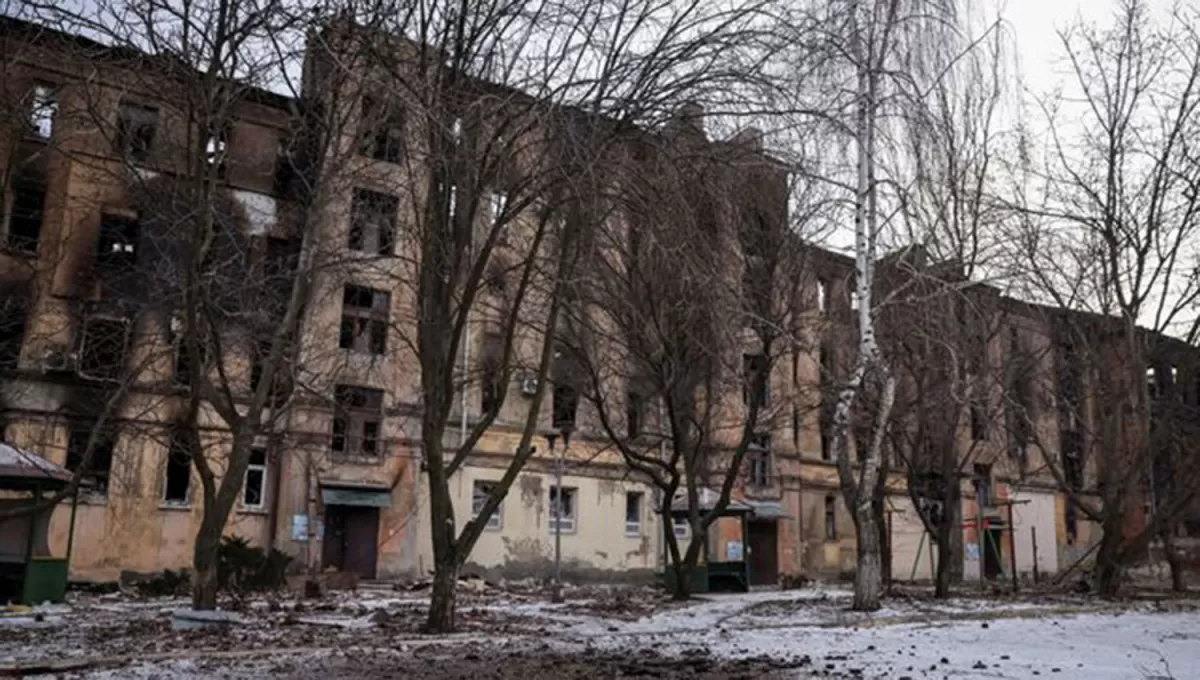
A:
[[339, 284, 390, 355], [242, 448, 268, 509], [824, 495, 838, 541], [162, 426, 193, 505], [66, 421, 116, 499], [331, 384, 384, 459], [549, 485, 577, 533], [747, 434, 772, 487], [2, 177, 45, 254], [77, 315, 131, 382], [28, 82, 59, 139], [349, 189, 398, 256], [472, 480, 503, 530], [116, 101, 159, 164], [624, 491, 643, 536]]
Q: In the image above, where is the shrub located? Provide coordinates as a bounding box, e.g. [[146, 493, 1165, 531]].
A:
[[218, 535, 292, 597]]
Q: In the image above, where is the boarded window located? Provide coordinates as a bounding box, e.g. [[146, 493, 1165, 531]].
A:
[[339, 285, 389, 355], [349, 189, 397, 256]]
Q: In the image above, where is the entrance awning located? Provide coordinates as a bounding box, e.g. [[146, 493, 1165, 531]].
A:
[[321, 485, 391, 508], [747, 500, 788, 520]]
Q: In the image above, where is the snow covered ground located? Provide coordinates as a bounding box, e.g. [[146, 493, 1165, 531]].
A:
[[3, 586, 1198, 678]]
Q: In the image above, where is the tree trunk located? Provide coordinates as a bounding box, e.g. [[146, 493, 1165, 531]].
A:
[[1162, 530, 1185, 592], [934, 486, 962, 598], [874, 487, 891, 592], [191, 517, 222, 610], [851, 502, 883, 611], [669, 560, 693, 601], [425, 558, 459, 633], [1093, 526, 1125, 597]]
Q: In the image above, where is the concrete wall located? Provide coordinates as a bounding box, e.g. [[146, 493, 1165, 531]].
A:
[[413, 464, 660, 582]]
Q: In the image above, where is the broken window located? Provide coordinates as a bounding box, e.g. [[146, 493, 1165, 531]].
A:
[[0, 295, 28, 370], [349, 189, 397, 256], [973, 463, 993, 507], [96, 214, 139, 271], [549, 485, 577, 532], [204, 122, 230, 178], [250, 338, 292, 406], [78, 317, 129, 381], [331, 385, 384, 458], [4, 178, 45, 253], [472, 480, 502, 530], [742, 353, 769, 408], [626, 392, 644, 439], [28, 83, 59, 138], [625, 491, 643, 536], [67, 422, 115, 498], [816, 278, 829, 313], [243, 448, 267, 508], [163, 426, 193, 504], [970, 400, 989, 442], [339, 285, 389, 355], [479, 332, 504, 415], [359, 96, 405, 163], [171, 322, 210, 388], [747, 434, 772, 487], [824, 495, 837, 540], [116, 101, 158, 163], [552, 382, 578, 431]]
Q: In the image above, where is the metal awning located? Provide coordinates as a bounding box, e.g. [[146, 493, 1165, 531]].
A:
[[747, 500, 788, 520], [321, 485, 391, 508], [670, 488, 754, 517]]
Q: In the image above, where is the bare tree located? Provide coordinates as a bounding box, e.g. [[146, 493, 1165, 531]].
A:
[[1007, 0, 1200, 596]]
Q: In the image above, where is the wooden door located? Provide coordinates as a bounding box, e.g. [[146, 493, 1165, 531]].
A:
[[342, 508, 380, 579], [321, 507, 347, 571], [747, 520, 779, 586]]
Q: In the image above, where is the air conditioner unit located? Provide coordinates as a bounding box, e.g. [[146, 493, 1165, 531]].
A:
[[520, 374, 539, 396]]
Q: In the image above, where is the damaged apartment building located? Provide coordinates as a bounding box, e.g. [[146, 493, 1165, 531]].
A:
[[1, 15, 1195, 590]]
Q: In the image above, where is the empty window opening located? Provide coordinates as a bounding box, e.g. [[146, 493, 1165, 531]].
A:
[[359, 96, 405, 163], [339, 285, 389, 355], [204, 123, 230, 178], [67, 423, 115, 498], [974, 463, 993, 507], [28, 83, 59, 138], [626, 392, 644, 439], [163, 426, 192, 503], [116, 102, 158, 163], [4, 178, 45, 253], [349, 189, 397, 256], [96, 214, 139, 271], [747, 434, 772, 487], [78, 317, 129, 381]]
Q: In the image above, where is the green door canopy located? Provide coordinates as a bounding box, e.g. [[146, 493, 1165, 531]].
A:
[[321, 486, 391, 508], [746, 500, 788, 520]]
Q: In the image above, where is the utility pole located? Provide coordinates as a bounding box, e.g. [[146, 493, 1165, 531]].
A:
[[547, 423, 572, 603]]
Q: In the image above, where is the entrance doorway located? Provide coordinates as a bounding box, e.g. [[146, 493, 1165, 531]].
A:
[[321, 506, 380, 579], [983, 527, 1003, 580], [747, 520, 779, 586]]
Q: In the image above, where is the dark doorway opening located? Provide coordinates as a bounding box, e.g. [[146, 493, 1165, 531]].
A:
[[321, 505, 380, 579], [983, 527, 1003, 580], [747, 520, 779, 586]]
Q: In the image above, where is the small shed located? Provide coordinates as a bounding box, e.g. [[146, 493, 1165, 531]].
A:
[[0, 442, 79, 604], [667, 489, 755, 593]]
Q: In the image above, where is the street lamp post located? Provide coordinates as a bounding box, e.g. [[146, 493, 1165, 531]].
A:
[[546, 423, 572, 603]]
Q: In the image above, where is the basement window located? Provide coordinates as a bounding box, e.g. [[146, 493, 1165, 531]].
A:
[[116, 101, 158, 163], [349, 189, 397, 256], [163, 426, 193, 504], [67, 423, 115, 498], [78, 317, 130, 381], [472, 480, 502, 530], [243, 448, 267, 509], [339, 285, 389, 355], [549, 485, 577, 533], [3, 178, 45, 253]]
